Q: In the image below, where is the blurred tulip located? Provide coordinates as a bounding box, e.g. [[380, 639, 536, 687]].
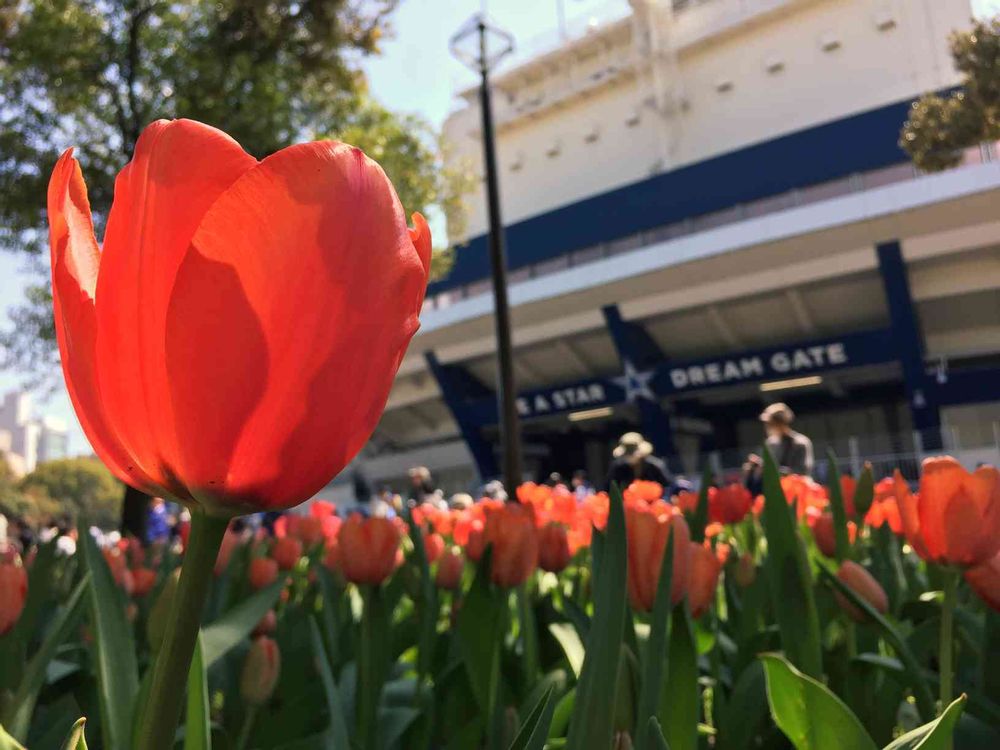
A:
[[965, 553, 1000, 612], [840, 475, 857, 517], [674, 490, 699, 514], [781, 475, 828, 518], [894, 458, 1000, 566], [734, 553, 756, 587], [241, 636, 281, 706], [435, 547, 465, 590], [465, 519, 487, 563], [253, 609, 278, 637], [423, 532, 445, 564], [103, 548, 134, 595], [486, 504, 539, 588], [214, 526, 240, 576], [538, 522, 573, 573], [338, 515, 401, 585], [48, 122, 431, 514], [625, 502, 690, 612], [809, 512, 857, 558], [295, 516, 326, 548], [624, 480, 663, 504], [271, 537, 303, 572], [0, 561, 28, 635], [132, 567, 157, 597], [323, 539, 341, 573], [864, 477, 902, 534], [835, 561, 888, 623], [709, 483, 753, 524], [688, 542, 722, 619], [249, 557, 280, 590], [147, 569, 180, 651]]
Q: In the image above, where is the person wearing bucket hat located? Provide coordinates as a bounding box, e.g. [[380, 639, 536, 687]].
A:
[[759, 402, 814, 476], [605, 432, 671, 491]]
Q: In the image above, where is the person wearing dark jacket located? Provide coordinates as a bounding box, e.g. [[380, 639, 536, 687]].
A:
[[605, 432, 671, 490]]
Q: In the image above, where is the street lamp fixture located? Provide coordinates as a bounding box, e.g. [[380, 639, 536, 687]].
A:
[[449, 14, 523, 494]]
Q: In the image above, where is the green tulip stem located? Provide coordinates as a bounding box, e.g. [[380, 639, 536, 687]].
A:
[[237, 705, 258, 750], [137, 509, 230, 750], [939, 568, 959, 710]]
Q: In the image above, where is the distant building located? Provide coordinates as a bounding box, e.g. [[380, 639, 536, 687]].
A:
[[344, 0, 1000, 494], [0, 390, 69, 476]]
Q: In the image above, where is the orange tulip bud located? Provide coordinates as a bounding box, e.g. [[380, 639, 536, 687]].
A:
[[423, 532, 445, 564], [338, 515, 401, 586], [965, 553, 1000, 612], [249, 557, 279, 590], [295, 516, 326, 548], [895, 458, 1000, 566], [47, 123, 431, 514], [734, 553, 756, 587], [687, 542, 722, 619], [486, 504, 539, 588], [0, 561, 28, 635], [709, 483, 753, 525], [271, 537, 303, 572], [253, 609, 278, 637], [132, 567, 157, 597], [435, 546, 465, 590], [835, 561, 888, 623], [625, 502, 690, 612], [809, 512, 856, 558], [538, 522, 573, 573], [241, 636, 281, 706]]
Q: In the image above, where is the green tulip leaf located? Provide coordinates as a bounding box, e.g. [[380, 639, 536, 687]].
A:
[[456, 546, 504, 716], [548, 622, 585, 678], [60, 718, 89, 750], [200, 579, 283, 668], [508, 685, 555, 750], [826, 449, 851, 562], [308, 618, 351, 749], [643, 716, 672, 750], [79, 521, 139, 750], [402, 505, 438, 684], [717, 661, 769, 750], [761, 653, 877, 750], [759, 449, 823, 678], [183, 634, 211, 750], [565, 482, 628, 750], [4, 575, 88, 741], [882, 695, 965, 749], [634, 533, 674, 748], [660, 605, 698, 750], [0, 724, 26, 750]]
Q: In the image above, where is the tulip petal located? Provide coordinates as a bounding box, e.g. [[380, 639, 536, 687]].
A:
[[164, 142, 429, 511], [47, 150, 163, 494], [94, 120, 257, 498], [894, 470, 930, 561]]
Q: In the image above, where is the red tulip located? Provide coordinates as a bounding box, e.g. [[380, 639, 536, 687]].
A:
[[625, 502, 690, 612], [338, 515, 401, 586], [538, 522, 573, 573], [485, 504, 539, 588], [323, 539, 341, 573], [674, 490, 699, 514], [624, 480, 663, 505], [835, 561, 888, 623], [48, 120, 431, 515], [840, 475, 857, 517], [687, 542, 722, 619], [781, 475, 828, 519], [294, 516, 326, 548], [809, 512, 857, 558], [465, 520, 487, 563], [253, 609, 278, 637], [435, 546, 465, 590], [248, 557, 279, 590], [423, 532, 445, 564], [241, 636, 281, 705], [708, 483, 753, 525], [864, 477, 902, 534], [103, 548, 135, 595], [132, 567, 157, 597], [214, 526, 240, 576], [271, 537, 303, 572], [964, 553, 1000, 612], [0, 561, 28, 635], [894, 458, 1000, 566]]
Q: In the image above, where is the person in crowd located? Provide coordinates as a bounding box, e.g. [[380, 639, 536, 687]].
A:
[[481, 479, 508, 502], [571, 470, 592, 500], [146, 497, 171, 545], [605, 432, 671, 490], [352, 468, 373, 506], [742, 453, 764, 496], [759, 402, 814, 476], [545, 472, 564, 488], [449, 493, 474, 510], [407, 466, 436, 506]]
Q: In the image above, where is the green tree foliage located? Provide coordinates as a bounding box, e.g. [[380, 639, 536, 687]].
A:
[[900, 17, 1000, 171], [0, 0, 472, 383], [18, 457, 123, 527]]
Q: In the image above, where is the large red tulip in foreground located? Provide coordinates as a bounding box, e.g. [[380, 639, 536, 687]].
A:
[[49, 119, 431, 515]]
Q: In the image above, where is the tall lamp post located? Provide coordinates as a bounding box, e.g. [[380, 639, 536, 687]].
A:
[[450, 14, 523, 494]]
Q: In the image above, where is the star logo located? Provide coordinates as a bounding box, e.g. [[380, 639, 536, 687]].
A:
[[612, 359, 657, 403]]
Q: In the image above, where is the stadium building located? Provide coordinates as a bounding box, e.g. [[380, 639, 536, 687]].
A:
[[338, 0, 1000, 498]]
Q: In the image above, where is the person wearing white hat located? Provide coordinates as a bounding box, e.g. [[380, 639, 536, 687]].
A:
[[759, 402, 814, 476], [605, 431, 671, 490]]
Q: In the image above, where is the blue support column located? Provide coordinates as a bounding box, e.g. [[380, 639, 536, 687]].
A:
[[601, 304, 681, 472], [876, 241, 942, 447], [424, 352, 499, 482]]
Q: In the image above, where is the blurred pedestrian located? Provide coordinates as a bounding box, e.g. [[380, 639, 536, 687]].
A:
[[759, 402, 814, 476], [605, 432, 670, 490], [407, 466, 435, 506], [571, 470, 592, 500]]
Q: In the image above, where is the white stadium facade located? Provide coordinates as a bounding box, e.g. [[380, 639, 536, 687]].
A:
[[327, 0, 1000, 500]]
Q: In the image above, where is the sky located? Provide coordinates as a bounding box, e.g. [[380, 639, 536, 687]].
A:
[[0, 0, 997, 456]]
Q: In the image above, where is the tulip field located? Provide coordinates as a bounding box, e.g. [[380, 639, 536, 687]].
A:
[[2, 451, 1000, 749]]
